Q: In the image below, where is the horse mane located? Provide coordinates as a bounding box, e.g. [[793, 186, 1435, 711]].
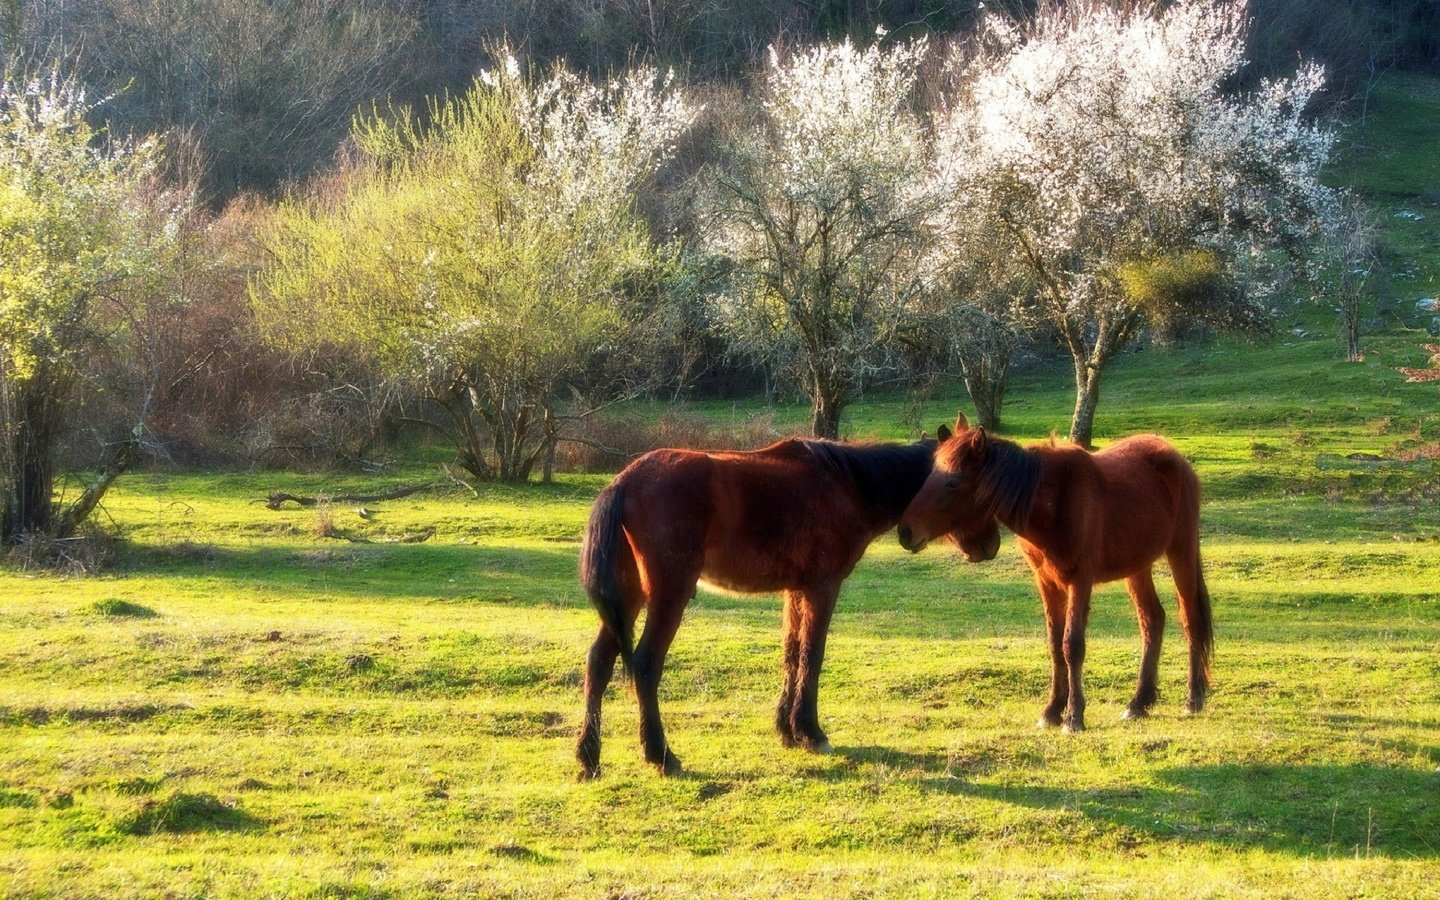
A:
[[798, 438, 935, 518], [976, 436, 1043, 529]]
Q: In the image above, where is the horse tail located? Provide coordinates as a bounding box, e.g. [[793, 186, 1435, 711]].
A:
[[1188, 554, 1215, 689], [1173, 457, 1214, 704], [580, 481, 635, 673]]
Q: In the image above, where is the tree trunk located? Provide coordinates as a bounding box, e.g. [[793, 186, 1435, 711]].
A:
[[49, 436, 136, 540], [1069, 357, 1102, 450], [493, 405, 533, 484], [1, 380, 60, 544], [1341, 308, 1362, 362], [810, 392, 844, 440], [960, 352, 1009, 432], [541, 405, 557, 485], [969, 378, 1004, 432]]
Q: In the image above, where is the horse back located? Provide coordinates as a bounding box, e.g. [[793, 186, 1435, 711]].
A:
[[1093, 435, 1199, 507], [613, 441, 882, 593]]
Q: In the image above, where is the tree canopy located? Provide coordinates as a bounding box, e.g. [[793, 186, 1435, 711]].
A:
[[708, 37, 939, 438], [254, 57, 697, 482]]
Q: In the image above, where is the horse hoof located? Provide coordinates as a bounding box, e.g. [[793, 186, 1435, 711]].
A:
[[657, 749, 683, 777], [1121, 707, 1148, 721], [577, 766, 600, 782], [811, 740, 833, 755], [1062, 720, 1085, 734], [1186, 699, 1205, 715], [1036, 715, 1062, 729]]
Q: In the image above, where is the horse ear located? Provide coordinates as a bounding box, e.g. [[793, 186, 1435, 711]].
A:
[[936, 424, 952, 441], [955, 412, 970, 432]]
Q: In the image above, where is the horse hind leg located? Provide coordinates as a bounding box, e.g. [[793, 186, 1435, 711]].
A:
[[775, 589, 804, 747], [1122, 568, 1164, 720], [576, 625, 620, 781], [631, 572, 696, 776], [576, 545, 643, 781]]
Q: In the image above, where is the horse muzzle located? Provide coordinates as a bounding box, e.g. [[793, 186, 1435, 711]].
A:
[[959, 528, 1001, 563], [897, 523, 927, 553]]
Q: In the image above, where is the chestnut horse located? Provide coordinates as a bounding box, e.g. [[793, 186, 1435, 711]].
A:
[[578, 430, 957, 779], [897, 415, 1213, 732]]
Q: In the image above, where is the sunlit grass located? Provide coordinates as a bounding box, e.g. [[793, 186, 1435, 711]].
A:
[[3, 420, 1438, 896], [2, 72, 1440, 898]]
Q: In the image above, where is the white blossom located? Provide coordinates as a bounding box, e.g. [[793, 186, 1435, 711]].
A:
[[484, 51, 698, 223], [930, 0, 1338, 444], [709, 37, 938, 435]]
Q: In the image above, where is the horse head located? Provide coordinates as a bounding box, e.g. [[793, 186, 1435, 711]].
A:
[[898, 412, 1002, 562]]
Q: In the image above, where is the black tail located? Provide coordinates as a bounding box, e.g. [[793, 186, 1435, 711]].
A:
[[1192, 563, 1214, 690], [580, 482, 634, 672]]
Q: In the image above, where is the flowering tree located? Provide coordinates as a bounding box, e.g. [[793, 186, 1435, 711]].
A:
[[708, 37, 937, 439], [934, 0, 1339, 447], [254, 56, 697, 483], [1, 66, 192, 544]]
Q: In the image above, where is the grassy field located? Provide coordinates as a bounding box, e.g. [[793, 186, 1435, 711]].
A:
[[3, 77, 1440, 898]]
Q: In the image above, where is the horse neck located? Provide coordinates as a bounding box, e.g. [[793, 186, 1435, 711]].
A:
[[978, 438, 1043, 534], [808, 440, 934, 529]]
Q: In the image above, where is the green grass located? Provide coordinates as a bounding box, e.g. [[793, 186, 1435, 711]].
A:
[[2, 74, 1440, 897]]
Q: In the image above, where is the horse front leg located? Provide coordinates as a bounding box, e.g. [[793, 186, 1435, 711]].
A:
[[576, 625, 620, 780], [1062, 579, 1093, 733], [1036, 576, 1069, 728], [789, 584, 839, 753], [775, 589, 804, 747]]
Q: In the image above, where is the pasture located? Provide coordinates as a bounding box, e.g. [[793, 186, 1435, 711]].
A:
[[2, 326, 1439, 898], [4, 68, 1440, 899]]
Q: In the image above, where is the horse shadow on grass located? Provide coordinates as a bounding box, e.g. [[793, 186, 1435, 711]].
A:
[[830, 744, 1440, 859]]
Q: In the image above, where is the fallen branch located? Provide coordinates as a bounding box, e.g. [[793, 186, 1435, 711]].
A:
[[263, 481, 438, 510], [321, 525, 438, 545]]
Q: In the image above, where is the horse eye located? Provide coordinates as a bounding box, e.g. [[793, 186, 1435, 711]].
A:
[[945, 475, 961, 491]]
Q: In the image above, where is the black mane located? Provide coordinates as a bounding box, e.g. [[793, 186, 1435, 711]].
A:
[[800, 438, 936, 521], [977, 437, 1042, 528]]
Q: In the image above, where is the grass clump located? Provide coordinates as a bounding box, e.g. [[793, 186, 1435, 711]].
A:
[[86, 598, 157, 618], [118, 792, 261, 835]]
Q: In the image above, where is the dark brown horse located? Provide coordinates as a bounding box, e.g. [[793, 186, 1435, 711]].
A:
[[578, 430, 957, 779], [897, 415, 1213, 732]]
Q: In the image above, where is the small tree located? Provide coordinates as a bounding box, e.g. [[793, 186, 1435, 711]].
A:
[[1320, 195, 1379, 362], [254, 56, 697, 483], [0, 65, 192, 544], [936, 0, 1338, 447], [708, 37, 938, 439]]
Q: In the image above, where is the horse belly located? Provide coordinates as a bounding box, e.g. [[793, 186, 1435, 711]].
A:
[[1095, 504, 1175, 582], [699, 540, 820, 594], [699, 506, 867, 594]]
